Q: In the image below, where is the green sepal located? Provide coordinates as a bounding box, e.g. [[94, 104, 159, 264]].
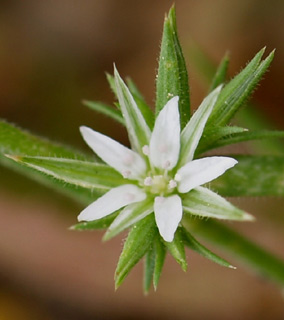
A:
[[83, 100, 125, 125], [207, 48, 274, 126], [103, 198, 153, 241], [164, 227, 187, 271], [178, 86, 222, 167], [70, 211, 118, 230], [114, 67, 151, 153], [156, 5, 190, 129], [106, 72, 118, 101], [182, 186, 254, 221], [181, 226, 235, 269], [115, 214, 157, 289], [211, 155, 284, 196], [209, 52, 230, 92], [184, 218, 284, 288], [5, 156, 126, 191]]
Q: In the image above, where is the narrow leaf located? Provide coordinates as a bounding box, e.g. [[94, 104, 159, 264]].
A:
[[0, 120, 86, 159], [211, 155, 284, 196], [126, 77, 155, 129], [197, 126, 247, 155], [153, 238, 166, 291], [182, 186, 254, 221], [208, 130, 284, 151], [115, 214, 157, 289], [70, 211, 118, 230], [181, 227, 235, 269], [143, 245, 156, 294], [208, 49, 274, 126], [183, 218, 284, 288], [156, 5, 190, 129], [114, 67, 151, 153], [6, 156, 126, 190], [106, 72, 118, 100], [164, 227, 187, 271], [83, 100, 125, 125], [209, 52, 230, 92], [179, 85, 222, 166]]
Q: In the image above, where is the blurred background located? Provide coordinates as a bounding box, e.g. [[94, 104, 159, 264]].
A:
[[1, 0, 284, 319]]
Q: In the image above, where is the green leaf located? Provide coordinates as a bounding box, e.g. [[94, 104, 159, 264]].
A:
[[114, 67, 151, 153], [106, 72, 118, 100], [156, 5, 190, 129], [178, 86, 222, 167], [70, 211, 118, 230], [115, 214, 157, 289], [207, 48, 274, 126], [182, 186, 253, 221], [183, 218, 284, 288], [6, 156, 126, 190], [164, 227, 187, 271], [143, 245, 156, 294], [181, 227, 235, 269], [153, 237, 166, 291], [209, 52, 230, 92], [0, 120, 87, 159], [0, 120, 94, 204], [126, 77, 155, 129], [211, 155, 284, 196], [197, 126, 247, 155], [103, 198, 153, 241], [206, 130, 284, 151], [83, 100, 125, 125]]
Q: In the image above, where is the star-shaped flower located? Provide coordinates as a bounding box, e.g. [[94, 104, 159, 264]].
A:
[[78, 70, 252, 242]]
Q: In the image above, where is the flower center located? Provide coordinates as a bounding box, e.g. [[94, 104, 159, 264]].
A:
[[143, 174, 177, 196]]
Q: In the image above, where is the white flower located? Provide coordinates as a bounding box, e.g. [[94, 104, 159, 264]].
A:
[[77, 82, 242, 242]]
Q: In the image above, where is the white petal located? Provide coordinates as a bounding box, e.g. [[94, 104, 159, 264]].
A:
[[176, 156, 238, 193], [154, 195, 183, 242], [80, 126, 146, 180], [149, 96, 180, 170], [78, 184, 146, 221]]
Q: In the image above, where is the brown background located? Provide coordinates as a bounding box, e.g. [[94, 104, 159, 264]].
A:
[[1, 1, 284, 319]]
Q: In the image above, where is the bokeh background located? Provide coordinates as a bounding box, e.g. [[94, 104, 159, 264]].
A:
[[1, 0, 284, 319]]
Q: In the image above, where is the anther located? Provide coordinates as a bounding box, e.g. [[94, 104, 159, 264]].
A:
[[168, 180, 177, 189], [144, 177, 153, 186]]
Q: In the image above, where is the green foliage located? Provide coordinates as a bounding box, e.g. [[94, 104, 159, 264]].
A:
[[115, 214, 157, 289], [211, 155, 284, 196], [184, 218, 284, 288], [156, 5, 190, 129], [208, 52, 230, 92]]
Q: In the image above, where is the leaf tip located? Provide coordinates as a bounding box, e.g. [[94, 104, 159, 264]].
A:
[[4, 154, 22, 162], [244, 213, 255, 222]]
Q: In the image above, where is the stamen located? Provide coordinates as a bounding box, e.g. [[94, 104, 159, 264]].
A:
[[174, 173, 182, 181], [122, 170, 131, 178], [144, 177, 153, 186], [168, 180, 177, 189], [142, 145, 150, 156]]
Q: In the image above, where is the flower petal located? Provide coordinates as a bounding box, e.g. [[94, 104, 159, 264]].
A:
[[80, 126, 146, 180], [154, 195, 183, 242], [78, 184, 146, 221], [176, 156, 238, 193], [149, 96, 180, 170]]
